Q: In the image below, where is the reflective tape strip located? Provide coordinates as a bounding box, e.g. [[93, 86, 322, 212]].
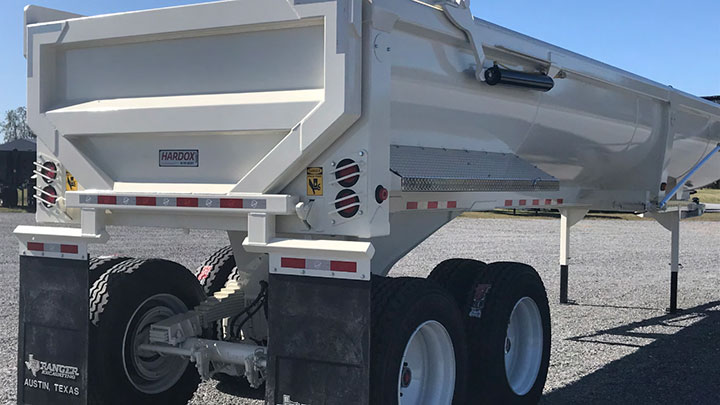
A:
[[503, 199, 565, 208], [330, 260, 357, 273], [220, 199, 243, 209], [280, 257, 357, 273], [177, 198, 198, 207], [27, 242, 44, 251], [78, 195, 264, 210], [136, 196, 156, 206], [281, 257, 306, 269], [61, 244, 79, 254], [26, 242, 80, 255], [98, 195, 116, 205], [406, 201, 458, 210], [118, 196, 136, 206]]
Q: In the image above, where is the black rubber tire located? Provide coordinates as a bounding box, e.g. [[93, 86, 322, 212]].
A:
[[89, 256, 131, 285], [428, 258, 487, 308], [370, 276, 468, 405], [464, 262, 551, 404], [194, 245, 236, 296], [88, 258, 205, 405]]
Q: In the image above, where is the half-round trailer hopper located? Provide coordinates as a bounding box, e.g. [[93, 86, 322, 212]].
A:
[[16, 1, 720, 404]]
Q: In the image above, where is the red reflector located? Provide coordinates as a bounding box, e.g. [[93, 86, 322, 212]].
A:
[[61, 244, 79, 254], [98, 195, 117, 205], [447, 201, 457, 208], [41, 161, 58, 180], [331, 261, 357, 273], [505, 200, 513, 207], [407, 202, 418, 210], [532, 200, 539, 206], [545, 199, 552, 205], [427, 201, 439, 209], [198, 265, 213, 281], [177, 198, 199, 207], [27, 242, 44, 251], [557, 199, 564, 204], [220, 199, 244, 209], [519, 200, 527, 206], [136, 197, 156, 206], [281, 257, 306, 269]]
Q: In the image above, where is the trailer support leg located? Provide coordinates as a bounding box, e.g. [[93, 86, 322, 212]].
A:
[[651, 210, 681, 313], [559, 208, 588, 304]]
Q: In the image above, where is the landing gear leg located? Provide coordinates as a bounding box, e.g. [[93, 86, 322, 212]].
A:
[[651, 210, 681, 313], [558, 207, 588, 304]]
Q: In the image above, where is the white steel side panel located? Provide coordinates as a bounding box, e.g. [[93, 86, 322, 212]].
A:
[[27, 0, 361, 197]]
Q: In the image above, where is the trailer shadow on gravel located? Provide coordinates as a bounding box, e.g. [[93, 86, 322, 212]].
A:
[[542, 301, 720, 404]]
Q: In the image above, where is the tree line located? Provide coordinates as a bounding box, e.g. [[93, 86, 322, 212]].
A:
[[1, 107, 36, 142]]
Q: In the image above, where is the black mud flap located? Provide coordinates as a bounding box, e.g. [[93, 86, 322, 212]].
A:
[[266, 274, 370, 405], [17, 256, 89, 405]]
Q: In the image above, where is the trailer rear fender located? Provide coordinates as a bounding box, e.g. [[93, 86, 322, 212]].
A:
[[244, 236, 374, 282]]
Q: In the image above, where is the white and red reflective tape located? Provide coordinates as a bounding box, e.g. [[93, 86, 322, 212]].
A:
[[23, 241, 85, 260], [504, 198, 564, 208], [78, 194, 266, 210], [281, 257, 358, 273], [268, 254, 369, 281], [406, 201, 458, 210]]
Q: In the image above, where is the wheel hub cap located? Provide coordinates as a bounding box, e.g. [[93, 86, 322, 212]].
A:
[[123, 294, 189, 394], [504, 296, 543, 396], [401, 364, 412, 388], [398, 320, 455, 404]]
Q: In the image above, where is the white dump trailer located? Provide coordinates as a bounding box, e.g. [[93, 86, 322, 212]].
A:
[[16, 0, 720, 404]]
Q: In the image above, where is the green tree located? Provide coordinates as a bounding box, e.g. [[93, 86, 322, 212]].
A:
[[1, 107, 36, 142]]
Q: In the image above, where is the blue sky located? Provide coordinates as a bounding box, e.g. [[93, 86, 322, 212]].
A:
[[0, 0, 718, 114]]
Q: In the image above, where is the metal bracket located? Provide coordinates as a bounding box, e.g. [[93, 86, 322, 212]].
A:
[[441, 0, 487, 81], [244, 238, 374, 281], [659, 143, 720, 209]]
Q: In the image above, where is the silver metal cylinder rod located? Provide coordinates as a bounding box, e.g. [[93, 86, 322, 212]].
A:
[[140, 338, 265, 367]]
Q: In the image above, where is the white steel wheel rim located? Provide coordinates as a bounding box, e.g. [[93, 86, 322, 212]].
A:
[[504, 296, 543, 396], [123, 294, 189, 394], [398, 320, 456, 405]]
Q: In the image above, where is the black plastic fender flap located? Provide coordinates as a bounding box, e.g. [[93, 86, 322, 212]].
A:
[[17, 256, 89, 405], [266, 274, 371, 405]]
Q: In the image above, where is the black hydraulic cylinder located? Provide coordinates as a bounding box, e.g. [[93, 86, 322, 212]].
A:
[[484, 66, 555, 92]]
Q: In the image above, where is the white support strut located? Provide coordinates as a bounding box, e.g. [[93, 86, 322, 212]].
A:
[[559, 207, 589, 304], [649, 210, 681, 312]]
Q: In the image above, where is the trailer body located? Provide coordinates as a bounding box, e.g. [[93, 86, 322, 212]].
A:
[[17, 1, 720, 404]]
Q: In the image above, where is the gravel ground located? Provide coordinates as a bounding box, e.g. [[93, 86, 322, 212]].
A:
[[2, 212, 719, 404]]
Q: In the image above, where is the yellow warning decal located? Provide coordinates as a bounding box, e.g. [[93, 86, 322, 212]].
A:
[[66, 171, 78, 191], [307, 167, 323, 196]]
